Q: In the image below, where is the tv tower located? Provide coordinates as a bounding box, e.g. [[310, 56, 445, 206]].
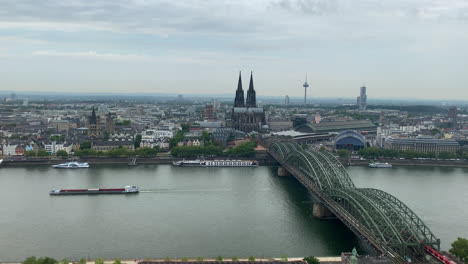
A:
[[303, 75, 309, 105]]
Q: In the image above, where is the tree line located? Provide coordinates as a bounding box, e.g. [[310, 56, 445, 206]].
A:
[[171, 141, 257, 158]]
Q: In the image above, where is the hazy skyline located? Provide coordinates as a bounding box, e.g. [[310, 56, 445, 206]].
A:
[[1, 0, 467, 99]]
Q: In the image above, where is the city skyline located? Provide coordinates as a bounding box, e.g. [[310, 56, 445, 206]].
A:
[[1, 0, 468, 99]]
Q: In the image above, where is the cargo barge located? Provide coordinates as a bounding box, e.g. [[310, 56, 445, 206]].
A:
[[50, 185, 139, 195]]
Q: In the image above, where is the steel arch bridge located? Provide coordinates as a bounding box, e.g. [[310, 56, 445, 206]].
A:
[[268, 141, 440, 263]]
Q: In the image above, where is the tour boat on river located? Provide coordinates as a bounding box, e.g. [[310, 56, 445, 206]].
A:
[[173, 159, 258, 167], [52, 161, 89, 169], [50, 185, 139, 195], [368, 162, 392, 168]]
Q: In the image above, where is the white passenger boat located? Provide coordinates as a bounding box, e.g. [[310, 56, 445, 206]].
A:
[[368, 162, 392, 168], [0, 159, 3, 166], [52, 161, 90, 169], [173, 159, 258, 167]]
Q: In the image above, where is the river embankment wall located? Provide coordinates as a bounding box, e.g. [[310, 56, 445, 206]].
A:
[[343, 158, 468, 168], [0, 153, 278, 167]]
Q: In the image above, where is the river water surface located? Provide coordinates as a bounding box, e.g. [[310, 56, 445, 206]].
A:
[[0, 165, 466, 261]]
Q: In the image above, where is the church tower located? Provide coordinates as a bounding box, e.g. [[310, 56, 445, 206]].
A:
[[88, 107, 101, 137], [245, 72, 257, 108], [234, 72, 245, 107], [230, 71, 265, 133]]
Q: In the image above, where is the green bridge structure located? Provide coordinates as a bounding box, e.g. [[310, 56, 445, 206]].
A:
[[267, 141, 441, 264]]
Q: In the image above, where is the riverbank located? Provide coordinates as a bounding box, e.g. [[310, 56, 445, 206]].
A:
[[3, 154, 468, 168], [0, 153, 278, 167], [0, 256, 342, 264], [344, 158, 468, 168]]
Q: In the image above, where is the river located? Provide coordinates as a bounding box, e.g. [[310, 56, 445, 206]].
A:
[[0, 165, 466, 261]]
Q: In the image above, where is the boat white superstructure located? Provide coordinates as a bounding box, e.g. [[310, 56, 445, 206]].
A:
[[52, 161, 89, 169], [369, 162, 392, 168], [173, 159, 258, 167]]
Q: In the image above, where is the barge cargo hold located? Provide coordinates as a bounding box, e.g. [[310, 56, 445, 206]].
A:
[[50, 185, 139, 195]]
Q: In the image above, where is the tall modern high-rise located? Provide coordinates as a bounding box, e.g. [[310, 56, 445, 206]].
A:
[[303, 76, 309, 105], [358, 86, 367, 111], [285, 95, 290, 106]]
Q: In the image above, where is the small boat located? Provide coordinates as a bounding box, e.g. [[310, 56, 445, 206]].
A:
[[0, 159, 3, 167], [52, 161, 89, 169], [173, 159, 258, 167], [369, 162, 392, 168], [50, 185, 139, 195], [128, 157, 138, 166]]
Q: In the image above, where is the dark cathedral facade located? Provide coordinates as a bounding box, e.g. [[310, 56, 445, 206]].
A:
[[230, 72, 266, 133]]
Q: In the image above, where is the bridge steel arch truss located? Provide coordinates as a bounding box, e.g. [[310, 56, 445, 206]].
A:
[[267, 142, 440, 261], [324, 188, 439, 256]]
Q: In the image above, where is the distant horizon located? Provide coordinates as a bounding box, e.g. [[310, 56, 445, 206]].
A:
[[1, 89, 467, 105]]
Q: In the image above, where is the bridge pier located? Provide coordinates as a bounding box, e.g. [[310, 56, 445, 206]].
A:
[[312, 203, 334, 218], [277, 167, 291, 177]]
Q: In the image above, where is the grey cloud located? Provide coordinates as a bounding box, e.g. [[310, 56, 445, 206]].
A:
[[274, 0, 338, 15], [0, 0, 263, 35]]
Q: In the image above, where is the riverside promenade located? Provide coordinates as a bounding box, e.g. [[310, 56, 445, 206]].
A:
[[0, 257, 342, 264]]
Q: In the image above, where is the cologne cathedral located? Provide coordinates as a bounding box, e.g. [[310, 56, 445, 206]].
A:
[[230, 72, 266, 133]]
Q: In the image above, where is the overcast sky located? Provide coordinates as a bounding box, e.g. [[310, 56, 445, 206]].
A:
[[1, 0, 467, 99]]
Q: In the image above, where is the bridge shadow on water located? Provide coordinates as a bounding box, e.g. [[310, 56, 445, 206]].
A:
[[266, 166, 370, 256]]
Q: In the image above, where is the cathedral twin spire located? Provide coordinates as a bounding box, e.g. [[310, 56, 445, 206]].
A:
[[234, 71, 257, 108]]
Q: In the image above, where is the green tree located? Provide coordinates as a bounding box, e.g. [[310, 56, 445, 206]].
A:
[[59, 258, 69, 264], [134, 134, 142, 148], [201, 131, 211, 142], [25, 150, 36, 157], [181, 257, 188, 262], [231, 257, 238, 261], [94, 259, 104, 264], [438, 151, 455, 160], [337, 149, 351, 159], [196, 257, 203, 261], [303, 256, 320, 264], [181, 123, 190, 132], [37, 150, 50, 157], [37, 257, 58, 264], [80, 141, 91, 150], [56, 150, 68, 158], [225, 141, 256, 157], [449, 237, 468, 262], [170, 130, 184, 149], [23, 256, 37, 264], [280, 256, 288, 261], [358, 147, 382, 159], [134, 147, 159, 157], [116, 120, 131, 126], [216, 256, 223, 261], [248, 256, 255, 261], [78, 259, 87, 264], [113, 259, 121, 264], [50, 135, 65, 142], [74, 149, 99, 157]]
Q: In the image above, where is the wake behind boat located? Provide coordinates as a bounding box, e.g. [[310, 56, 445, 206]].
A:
[[50, 185, 139, 195], [173, 159, 258, 167], [52, 161, 89, 169]]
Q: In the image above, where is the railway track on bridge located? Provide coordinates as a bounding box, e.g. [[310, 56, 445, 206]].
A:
[[270, 151, 408, 264], [266, 141, 442, 264]]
